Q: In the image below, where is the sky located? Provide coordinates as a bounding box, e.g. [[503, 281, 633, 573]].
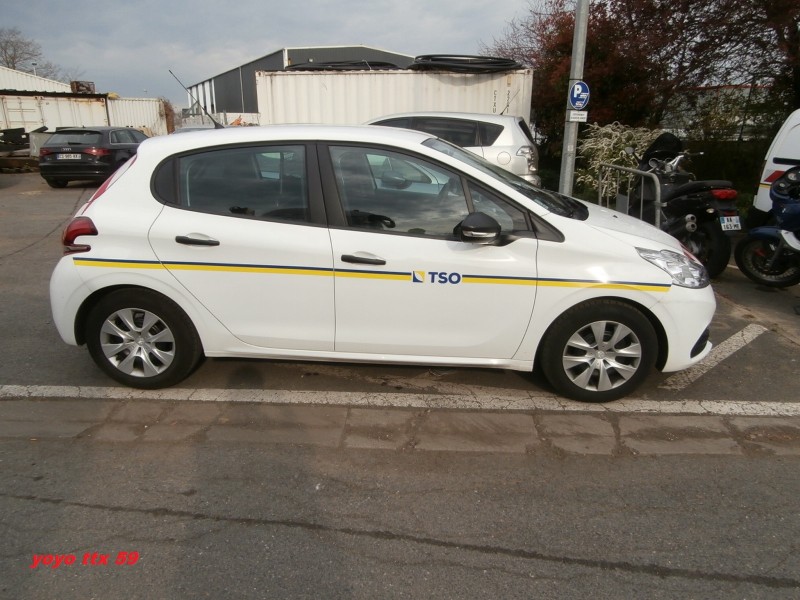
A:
[[5, 0, 528, 108]]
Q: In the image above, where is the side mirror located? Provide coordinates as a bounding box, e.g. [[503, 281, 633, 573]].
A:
[[381, 171, 411, 189], [456, 212, 501, 244]]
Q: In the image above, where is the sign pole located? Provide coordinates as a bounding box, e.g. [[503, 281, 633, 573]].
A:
[[558, 0, 590, 196]]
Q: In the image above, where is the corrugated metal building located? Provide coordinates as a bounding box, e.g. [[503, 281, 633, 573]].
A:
[[0, 65, 71, 93], [188, 45, 414, 115]]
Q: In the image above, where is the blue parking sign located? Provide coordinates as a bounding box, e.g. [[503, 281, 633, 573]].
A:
[[569, 81, 590, 110]]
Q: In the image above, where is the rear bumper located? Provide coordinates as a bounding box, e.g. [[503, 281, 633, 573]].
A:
[[40, 163, 113, 181]]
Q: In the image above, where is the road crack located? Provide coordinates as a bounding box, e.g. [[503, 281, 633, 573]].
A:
[[2, 491, 798, 589]]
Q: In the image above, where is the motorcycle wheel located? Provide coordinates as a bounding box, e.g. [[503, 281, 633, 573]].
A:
[[678, 220, 731, 279], [733, 237, 800, 287]]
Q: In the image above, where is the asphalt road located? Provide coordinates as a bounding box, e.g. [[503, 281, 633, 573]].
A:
[[1, 172, 799, 599]]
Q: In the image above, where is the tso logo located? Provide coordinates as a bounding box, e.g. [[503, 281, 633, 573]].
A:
[[429, 271, 462, 284], [412, 271, 462, 284]]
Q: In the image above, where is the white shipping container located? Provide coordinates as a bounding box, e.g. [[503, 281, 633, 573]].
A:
[[256, 69, 533, 125], [0, 95, 108, 131], [0, 95, 169, 137], [108, 98, 169, 136]]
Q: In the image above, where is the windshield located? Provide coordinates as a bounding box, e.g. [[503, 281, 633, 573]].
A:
[[423, 138, 587, 219]]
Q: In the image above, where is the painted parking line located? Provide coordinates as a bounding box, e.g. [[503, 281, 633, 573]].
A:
[[1, 383, 799, 417], [659, 324, 769, 391]]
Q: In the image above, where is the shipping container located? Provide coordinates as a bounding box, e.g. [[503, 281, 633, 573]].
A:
[[0, 93, 170, 138], [255, 69, 533, 125]]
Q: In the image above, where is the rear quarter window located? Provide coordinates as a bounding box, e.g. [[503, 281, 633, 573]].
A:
[[477, 122, 504, 145]]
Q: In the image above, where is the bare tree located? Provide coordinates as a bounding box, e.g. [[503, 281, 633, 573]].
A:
[[0, 27, 68, 81]]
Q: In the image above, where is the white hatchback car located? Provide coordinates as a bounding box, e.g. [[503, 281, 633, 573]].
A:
[[50, 125, 715, 402], [367, 111, 541, 185]]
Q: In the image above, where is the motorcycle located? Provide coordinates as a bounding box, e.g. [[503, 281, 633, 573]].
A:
[[734, 166, 800, 287], [625, 133, 740, 278]]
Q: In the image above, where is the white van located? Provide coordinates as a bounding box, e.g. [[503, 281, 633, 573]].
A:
[[750, 109, 800, 226]]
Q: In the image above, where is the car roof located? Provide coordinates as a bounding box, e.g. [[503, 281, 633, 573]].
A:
[[366, 111, 523, 125], [135, 124, 435, 161]]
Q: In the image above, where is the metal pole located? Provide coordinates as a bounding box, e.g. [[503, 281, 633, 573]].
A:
[[558, 0, 590, 196]]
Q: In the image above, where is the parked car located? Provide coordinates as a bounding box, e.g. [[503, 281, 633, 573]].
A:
[[39, 126, 148, 188], [748, 108, 800, 228], [367, 111, 541, 185], [50, 125, 715, 402]]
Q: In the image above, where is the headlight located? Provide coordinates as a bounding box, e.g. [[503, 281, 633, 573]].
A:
[[636, 247, 709, 288]]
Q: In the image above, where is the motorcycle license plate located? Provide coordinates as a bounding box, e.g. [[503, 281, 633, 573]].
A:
[[720, 216, 741, 231]]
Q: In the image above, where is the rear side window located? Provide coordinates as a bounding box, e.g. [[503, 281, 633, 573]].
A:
[[154, 145, 310, 223], [110, 130, 137, 144]]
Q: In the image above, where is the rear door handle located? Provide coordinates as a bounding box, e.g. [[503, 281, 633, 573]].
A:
[[341, 253, 386, 266], [175, 235, 220, 247]]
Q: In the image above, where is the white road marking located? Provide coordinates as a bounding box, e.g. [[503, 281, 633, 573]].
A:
[[658, 324, 769, 391], [2, 384, 799, 417]]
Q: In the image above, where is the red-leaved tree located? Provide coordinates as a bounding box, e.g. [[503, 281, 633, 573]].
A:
[[485, 0, 800, 151]]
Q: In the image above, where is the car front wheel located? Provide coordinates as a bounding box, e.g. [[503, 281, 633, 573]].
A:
[[85, 289, 203, 388], [539, 300, 657, 403]]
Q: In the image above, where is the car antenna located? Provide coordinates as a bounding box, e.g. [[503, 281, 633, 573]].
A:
[[499, 89, 520, 116], [169, 69, 225, 129]]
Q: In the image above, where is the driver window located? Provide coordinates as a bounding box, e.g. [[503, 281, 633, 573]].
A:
[[468, 184, 529, 232], [330, 146, 469, 237]]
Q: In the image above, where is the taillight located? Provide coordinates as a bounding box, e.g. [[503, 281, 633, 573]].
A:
[[516, 146, 538, 172], [765, 170, 785, 184], [85, 147, 111, 157], [62, 216, 98, 255], [39, 148, 54, 157], [711, 189, 738, 201]]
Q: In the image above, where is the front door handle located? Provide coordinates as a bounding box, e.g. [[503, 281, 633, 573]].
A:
[[175, 235, 220, 247], [341, 253, 386, 266]]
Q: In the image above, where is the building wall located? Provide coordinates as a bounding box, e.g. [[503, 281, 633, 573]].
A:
[[0, 65, 71, 94]]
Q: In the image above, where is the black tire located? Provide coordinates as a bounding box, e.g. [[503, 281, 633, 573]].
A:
[[734, 237, 800, 287], [46, 178, 68, 188], [85, 289, 203, 388], [679, 220, 730, 278], [539, 300, 657, 403]]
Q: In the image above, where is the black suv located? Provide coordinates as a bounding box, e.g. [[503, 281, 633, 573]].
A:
[[39, 126, 148, 188]]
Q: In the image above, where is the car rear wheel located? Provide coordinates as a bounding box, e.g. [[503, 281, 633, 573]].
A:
[[85, 289, 203, 388], [539, 300, 657, 403], [46, 178, 68, 188]]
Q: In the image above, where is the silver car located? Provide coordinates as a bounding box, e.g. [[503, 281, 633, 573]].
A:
[[367, 111, 540, 185]]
